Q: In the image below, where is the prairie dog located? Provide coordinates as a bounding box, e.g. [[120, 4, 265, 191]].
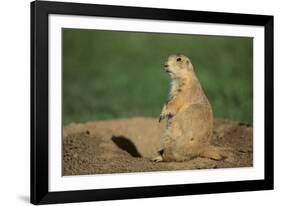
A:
[[153, 54, 224, 162]]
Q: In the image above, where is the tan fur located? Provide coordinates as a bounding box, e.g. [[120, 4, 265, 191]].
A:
[[153, 54, 224, 162]]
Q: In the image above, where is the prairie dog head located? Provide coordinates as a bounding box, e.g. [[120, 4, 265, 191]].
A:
[[164, 54, 194, 79]]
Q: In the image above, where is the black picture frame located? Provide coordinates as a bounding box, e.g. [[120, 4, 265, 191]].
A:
[[31, 0, 274, 204]]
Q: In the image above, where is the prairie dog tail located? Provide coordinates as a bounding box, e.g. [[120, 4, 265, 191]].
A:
[[200, 146, 227, 160]]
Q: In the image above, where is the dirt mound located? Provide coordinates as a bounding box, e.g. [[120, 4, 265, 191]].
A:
[[63, 117, 253, 175]]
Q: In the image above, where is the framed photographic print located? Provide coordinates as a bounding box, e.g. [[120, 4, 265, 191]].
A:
[[31, 0, 274, 204]]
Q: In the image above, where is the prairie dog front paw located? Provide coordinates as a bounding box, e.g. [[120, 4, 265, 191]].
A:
[[159, 105, 174, 122]]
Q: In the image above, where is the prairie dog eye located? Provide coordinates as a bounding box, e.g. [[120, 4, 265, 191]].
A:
[[176, 57, 182, 62]]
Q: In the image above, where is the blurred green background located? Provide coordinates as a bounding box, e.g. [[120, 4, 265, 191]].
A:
[[63, 29, 253, 125]]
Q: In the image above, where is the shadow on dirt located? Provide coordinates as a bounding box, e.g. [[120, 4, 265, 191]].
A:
[[112, 135, 142, 157]]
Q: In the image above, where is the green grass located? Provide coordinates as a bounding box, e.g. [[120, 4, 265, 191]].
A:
[[63, 29, 253, 124]]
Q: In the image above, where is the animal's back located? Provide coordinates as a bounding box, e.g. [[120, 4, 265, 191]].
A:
[[176, 103, 213, 146]]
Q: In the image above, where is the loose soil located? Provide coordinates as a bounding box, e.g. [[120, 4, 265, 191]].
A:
[[63, 117, 253, 175]]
